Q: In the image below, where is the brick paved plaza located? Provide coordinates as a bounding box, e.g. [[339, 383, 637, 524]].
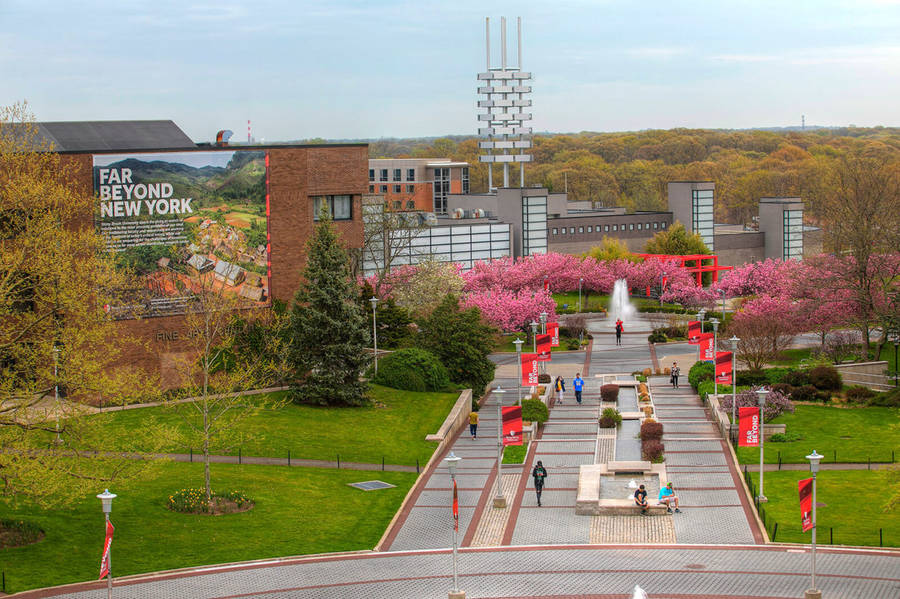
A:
[[18, 318, 900, 598]]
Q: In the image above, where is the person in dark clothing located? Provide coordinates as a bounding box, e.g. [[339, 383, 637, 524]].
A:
[[634, 484, 649, 515], [615, 319, 623, 346], [532, 460, 548, 506], [671, 362, 681, 389]]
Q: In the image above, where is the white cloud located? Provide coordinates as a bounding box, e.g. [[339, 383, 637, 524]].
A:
[[712, 45, 900, 66]]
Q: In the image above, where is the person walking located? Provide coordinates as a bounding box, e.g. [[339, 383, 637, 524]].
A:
[[615, 319, 624, 346], [573, 373, 584, 405], [554, 375, 566, 405], [671, 362, 681, 389], [634, 483, 649, 515], [658, 482, 681, 513], [532, 460, 548, 506], [468, 409, 479, 439]]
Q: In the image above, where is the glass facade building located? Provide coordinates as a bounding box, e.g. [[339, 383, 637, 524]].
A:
[[522, 195, 548, 256], [783, 209, 803, 260], [691, 189, 715, 250]]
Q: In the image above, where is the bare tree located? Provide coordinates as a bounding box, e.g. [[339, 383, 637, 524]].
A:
[[360, 196, 429, 293]]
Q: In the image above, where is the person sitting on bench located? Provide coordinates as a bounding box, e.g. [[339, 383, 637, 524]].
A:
[[658, 482, 681, 513], [634, 484, 649, 515]]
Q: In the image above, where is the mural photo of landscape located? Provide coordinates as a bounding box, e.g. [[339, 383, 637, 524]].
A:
[[93, 150, 270, 318]]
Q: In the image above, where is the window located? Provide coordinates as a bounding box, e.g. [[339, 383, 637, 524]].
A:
[[406, 200, 415, 209], [380, 185, 388, 193], [629, 223, 634, 231], [691, 189, 715, 250], [569, 227, 575, 234], [392, 200, 401, 209], [393, 168, 401, 182], [380, 169, 388, 182], [646, 223, 651, 230], [462, 167, 470, 194], [662, 221, 668, 228], [578, 226, 584, 233], [406, 184, 415, 193], [552, 228, 558, 235], [368, 169, 375, 181], [313, 195, 352, 220], [587, 226, 593, 233], [393, 184, 401, 193], [604, 225, 610, 232], [368, 185, 375, 193], [433, 167, 450, 214], [521, 196, 548, 256], [407, 168, 415, 181], [654, 222, 659, 229], [637, 223, 642, 230], [612, 225, 618, 232]]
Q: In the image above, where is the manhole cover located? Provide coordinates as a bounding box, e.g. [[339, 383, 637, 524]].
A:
[[684, 564, 706, 570], [348, 480, 397, 491]]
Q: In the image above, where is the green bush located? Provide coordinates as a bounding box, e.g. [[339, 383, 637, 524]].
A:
[[521, 398, 549, 424], [642, 439, 665, 462], [688, 361, 714, 390], [600, 384, 620, 402], [389, 367, 427, 392], [782, 369, 810, 387], [736, 369, 768, 386], [647, 330, 667, 343], [769, 431, 803, 442], [565, 338, 580, 350], [790, 384, 819, 403], [373, 348, 449, 391], [869, 388, 900, 407], [599, 407, 622, 428], [845, 385, 876, 404], [764, 367, 792, 384], [635, 374, 647, 383], [808, 365, 842, 391]]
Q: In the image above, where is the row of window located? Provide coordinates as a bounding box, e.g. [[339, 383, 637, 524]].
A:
[[312, 195, 352, 221], [551, 221, 669, 236], [369, 184, 417, 194], [370, 168, 417, 183]]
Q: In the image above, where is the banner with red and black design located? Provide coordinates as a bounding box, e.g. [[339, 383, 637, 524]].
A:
[[715, 351, 733, 384], [536, 334, 552, 361], [698, 333, 715, 362], [452, 479, 459, 532], [688, 321, 701, 344], [547, 322, 560, 347], [798, 477, 813, 532], [738, 406, 760, 447], [98, 519, 114, 580], [521, 353, 539, 385], [502, 406, 523, 446]]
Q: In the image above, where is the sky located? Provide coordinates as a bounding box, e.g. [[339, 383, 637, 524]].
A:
[[2, 0, 898, 143]]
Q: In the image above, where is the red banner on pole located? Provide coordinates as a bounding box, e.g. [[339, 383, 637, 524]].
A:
[[521, 353, 539, 385], [98, 519, 114, 580], [738, 406, 760, 447], [798, 477, 813, 532], [688, 321, 701, 344], [536, 334, 552, 361], [543, 277, 549, 291], [502, 406, 523, 446], [547, 322, 560, 347], [715, 351, 733, 384], [452, 479, 459, 532], [698, 333, 715, 361]]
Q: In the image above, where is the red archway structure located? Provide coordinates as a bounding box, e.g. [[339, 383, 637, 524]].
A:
[[638, 253, 733, 287]]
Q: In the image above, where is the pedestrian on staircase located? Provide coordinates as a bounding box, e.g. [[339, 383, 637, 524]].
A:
[[573, 373, 584, 404], [554, 376, 566, 405], [532, 460, 548, 506], [671, 362, 681, 389]]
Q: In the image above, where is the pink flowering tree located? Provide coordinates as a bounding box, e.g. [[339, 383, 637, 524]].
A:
[[729, 295, 801, 369], [462, 288, 557, 332]]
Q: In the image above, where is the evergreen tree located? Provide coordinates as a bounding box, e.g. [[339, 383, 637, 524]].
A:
[[416, 295, 496, 393], [288, 211, 371, 406]]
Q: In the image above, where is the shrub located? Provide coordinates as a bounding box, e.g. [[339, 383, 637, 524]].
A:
[[0, 519, 43, 548], [642, 368, 652, 377], [642, 439, 665, 462], [521, 398, 549, 424], [769, 431, 803, 442], [719, 387, 794, 422], [816, 390, 833, 403], [736, 369, 768, 386], [808, 365, 842, 391], [374, 363, 426, 392], [782, 369, 810, 387], [770, 383, 793, 398], [599, 407, 622, 428], [639, 392, 651, 402], [648, 330, 667, 343], [764, 367, 792, 384], [167, 489, 253, 514], [790, 384, 819, 403], [538, 373, 551, 384], [638, 383, 648, 395], [565, 338, 580, 350], [635, 374, 647, 383], [845, 385, 876, 404], [600, 384, 619, 402], [869, 388, 900, 407], [688, 361, 714, 390], [640, 421, 663, 441], [373, 348, 449, 391]]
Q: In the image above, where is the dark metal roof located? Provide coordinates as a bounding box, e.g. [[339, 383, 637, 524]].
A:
[[34, 120, 196, 151]]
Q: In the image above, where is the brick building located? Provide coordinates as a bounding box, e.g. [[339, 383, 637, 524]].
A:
[[367, 158, 469, 214]]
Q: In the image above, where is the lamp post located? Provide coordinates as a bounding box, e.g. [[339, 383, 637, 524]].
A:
[[697, 309, 706, 363], [539, 312, 548, 375], [514, 338, 524, 405], [891, 331, 899, 387], [804, 450, 824, 599], [756, 388, 768, 503], [444, 452, 464, 599], [97, 489, 116, 599], [578, 277, 583, 313], [659, 271, 666, 306], [730, 335, 740, 443], [53, 345, 61, 444], [710, 318, 720, 399], [493, 386, 508, 508], [530, 320, 539, 354], [369, 297, 379, 374]]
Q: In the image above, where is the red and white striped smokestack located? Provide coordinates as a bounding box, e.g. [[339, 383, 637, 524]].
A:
[[247, 120, 251, 143]]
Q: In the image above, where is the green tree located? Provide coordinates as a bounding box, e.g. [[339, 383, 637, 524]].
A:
[[358, 281, 412, 349], [288, 211, 371, 406], [644, 222, 711, 255], [587, 236, 642, 263], [415, 295, 496, 394]]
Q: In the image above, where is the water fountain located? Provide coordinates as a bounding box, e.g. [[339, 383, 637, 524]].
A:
[[608, 279, 636, 325]]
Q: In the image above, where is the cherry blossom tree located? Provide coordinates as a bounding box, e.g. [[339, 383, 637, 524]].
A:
[[462, 288, 557, 332], [729, 295, 801, 369]]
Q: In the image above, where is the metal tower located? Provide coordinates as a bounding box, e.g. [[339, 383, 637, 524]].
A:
[[478, 17, 533, 189]]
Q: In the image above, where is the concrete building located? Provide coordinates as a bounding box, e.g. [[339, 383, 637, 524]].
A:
[[667, 181, 716, 251], [759, 197, 805, 260], [367, 158, 469, 214]]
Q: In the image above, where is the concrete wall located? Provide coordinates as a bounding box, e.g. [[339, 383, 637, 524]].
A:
[[759, 197, 803, 260], [713, 231, 766, 266], [667, 181, 714, 233], [548, 212, 673, 254], [834, 361, 893, 391]]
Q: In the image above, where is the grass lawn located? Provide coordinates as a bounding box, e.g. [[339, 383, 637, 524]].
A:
[[754, 470, 899, 548], [770, 348, 813, 366], [0, 461, 417, 593], [94, 385, 459, 466], [502, 443, 528, 464], [736, 405, 900, 464], [552, 292, 608, 313]]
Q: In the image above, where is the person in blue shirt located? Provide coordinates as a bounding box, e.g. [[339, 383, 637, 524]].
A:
[[572, 373, 584, 404], [658, 482, 681, 513]]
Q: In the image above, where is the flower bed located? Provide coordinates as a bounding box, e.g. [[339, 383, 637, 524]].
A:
[[167, 488, 254, 515], [0, 519, 44, 548]]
